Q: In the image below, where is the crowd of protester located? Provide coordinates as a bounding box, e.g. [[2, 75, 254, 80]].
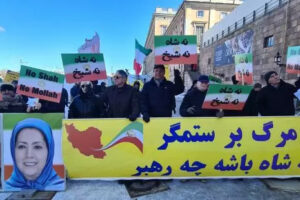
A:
[[0, 65, 300, 191], [0, 66, 299, 119]]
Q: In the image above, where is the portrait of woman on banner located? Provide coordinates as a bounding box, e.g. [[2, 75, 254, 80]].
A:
[[4, 118, 65, 191]]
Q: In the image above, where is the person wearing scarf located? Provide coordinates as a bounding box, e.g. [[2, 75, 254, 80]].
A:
[[5, 118, 64, 191]]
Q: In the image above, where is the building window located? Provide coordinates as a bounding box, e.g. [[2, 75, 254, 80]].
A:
[[161, 25, 167, 35], [220, 12, 228, 19], [195, 25, 204, 44], [264, 35, 274, 48], [197, 10, 204, 18]]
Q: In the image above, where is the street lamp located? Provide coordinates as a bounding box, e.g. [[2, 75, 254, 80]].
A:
[[274, 52, 282, 66]]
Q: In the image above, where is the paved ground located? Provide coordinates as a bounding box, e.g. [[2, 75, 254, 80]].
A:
[[1, 179, 300, 200]]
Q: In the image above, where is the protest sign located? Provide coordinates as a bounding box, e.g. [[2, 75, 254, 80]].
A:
[[234, 53, 253, 84], [4, 70, 19, 83], [61, 53, 107, 83], [155, 36, 197, 65], [202, 84, 253, 110], [286, 46, 300, 74], [16, 65, 64, 103]]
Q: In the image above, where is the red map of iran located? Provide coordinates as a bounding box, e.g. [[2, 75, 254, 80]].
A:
[[65, 124, 106, 159]]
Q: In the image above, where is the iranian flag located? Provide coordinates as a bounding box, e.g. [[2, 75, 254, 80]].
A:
[[17, 65, 64, 103], [202, 84, 253, 110], [100, 122, 143, 153], [235, 53, 253, 84], [61, 53, 107, 83], [155, 35, 198, 65], [134, 40, 152, 75]]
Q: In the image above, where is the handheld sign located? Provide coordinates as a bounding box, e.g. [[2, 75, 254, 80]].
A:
[[234, 54, 253, 84], [202, 84, 253, 110], [16, 65, 64, 103], [2, 113, 66, 191], [154, 35, 198, 65], [61, 53, 107, 83], [286, 46, 300, 74], [4, 70, 19, 83]]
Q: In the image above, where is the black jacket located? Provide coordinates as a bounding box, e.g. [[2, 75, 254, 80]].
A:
[[224, 89, 259, 117], [180, 88, 217, 117], [0, 94, 27, 113], [102, 84, 140, 118], [257, 80, 297, 116], [243, 89, 259, 116], [40, 88, 68, 113], [68, 90, 104, 118], [141, 77, 184, 117]]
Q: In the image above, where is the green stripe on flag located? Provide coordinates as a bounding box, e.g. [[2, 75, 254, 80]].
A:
[[234, 54, 253, 64], [3, 113, 63, 130], [154, 35, 197, 48], [20, 65, 65, 83], [287, 46, 300, 58], [136, 40, 152, 55], [207, 84, 253, 94], [107, 122, 143, 145], [61, 53, 104, 66]]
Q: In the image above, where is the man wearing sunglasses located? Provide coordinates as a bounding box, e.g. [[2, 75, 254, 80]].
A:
[[102, 70, 139, 121]]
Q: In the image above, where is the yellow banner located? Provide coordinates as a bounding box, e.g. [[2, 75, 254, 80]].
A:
[[165, 65, 170, 80], [62, 117, 300, 179], [4, 70, 19, 83]]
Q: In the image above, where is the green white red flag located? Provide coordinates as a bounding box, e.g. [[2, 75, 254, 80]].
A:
[[286, 46, 300, 74], [202, 84, 253, 110], [154, 35, 198, 65], [99, 122, 143, 153], [234, 53, 253, 84], [134, 40, 152, 75], [61, 53, 107, 83]]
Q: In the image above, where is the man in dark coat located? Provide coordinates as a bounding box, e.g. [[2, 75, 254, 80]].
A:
[[102, 70, 139, 121], [70, 82, 81, 101], [257, 71, 297, 116], [243, 83, 261, 116], [180, 75, 217, 117], [39, 88, 69, 113], [0, 83, 27, 113], [68, 81, 104, 118], [141, 65, 184, 122]]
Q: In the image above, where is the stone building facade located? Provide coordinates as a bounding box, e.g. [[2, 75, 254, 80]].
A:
[[199, 0, 300, 85], [143, 8, 176, 76], [143, 0, 242, 78]]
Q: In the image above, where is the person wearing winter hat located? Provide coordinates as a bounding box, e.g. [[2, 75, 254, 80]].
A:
[[257, 70, 297, 116], [180, 75, 219, 117]]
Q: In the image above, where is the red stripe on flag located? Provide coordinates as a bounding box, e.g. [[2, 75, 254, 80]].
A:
[[155, 54, 198, 65], [65, 71, 107, 83], [104, 137, 143, 153], [202, 101, 246, 111], [134, 59, 142, 75], [16, 86, 62, 103], [286, 68, 300, 74]]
